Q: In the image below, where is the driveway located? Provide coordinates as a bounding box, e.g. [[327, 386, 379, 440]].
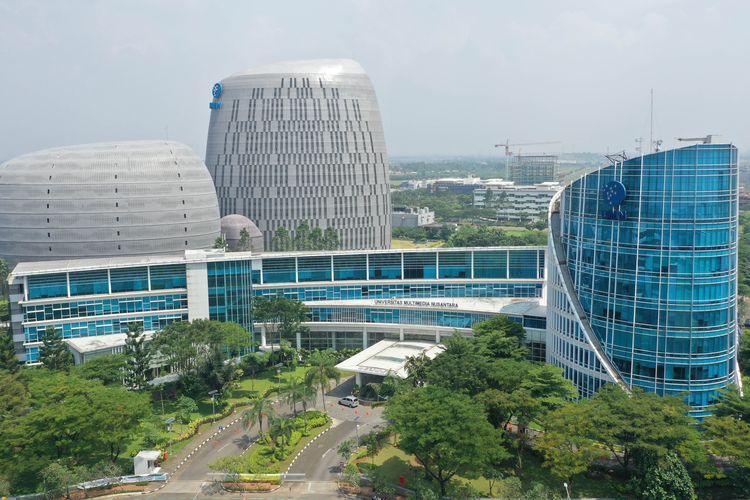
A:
[[147, 376, 385, 497]]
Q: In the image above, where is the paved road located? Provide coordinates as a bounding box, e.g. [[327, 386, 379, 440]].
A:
[[152, 480, 344, 499], [146, 377, 385, 498], [291, 379, 386, 481]]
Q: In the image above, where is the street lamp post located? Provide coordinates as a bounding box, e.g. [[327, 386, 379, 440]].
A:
[[208, 389, 219, 417], [563, 482, 571, 500], [276, 367, 281, 388], [355, 423, 360, 446]]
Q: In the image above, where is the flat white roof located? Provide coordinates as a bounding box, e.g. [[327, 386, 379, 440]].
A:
[[9, 249, 254, 279], [336, 340, 445, 378], [135, 450, 161, 460], [65, 331, 154, 353]]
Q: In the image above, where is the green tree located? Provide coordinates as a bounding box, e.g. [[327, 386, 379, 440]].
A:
[[176, 395, 198, 424], [270, 416, 295, 452], [75, 354, 126, 385], [337, 439, 356, 463], [237, 227, 252, 251], [213, 235, 227, 249], [385, 386, 506, 497], [630, 451, 696, 500], [323, 227, 339, 250], [276, 299, 309, 351], [253, 296, 306, 353], [294, 222, 311, 251], [272, 227, 293, 251], [703, 415, 750, 493], [404, 352, 431, 387], [89, 384, 151, 461], [149, 321, 197, 374], [0, 371, 148, 492], [537, 402, 605, 493], [739, 333, 750, 374], [472, 315, 528, 360], [197, 346, 236, 394], [297, 380, 316, 433], [473, 315, 526, 342], [240, 351, 268, 392], [309, 227, 324, 250], [281, 375, 308, 416], [0, 328, 19, 373], [364, 433, 379, 465], [713, 384, 750, 423], [342, 462, 360, 487], [124, 322, 150, 390], [304, 350, 341, 414], [0, 258, 9, 296], [425, 335, 489, 396], [40, 462, 78, 499], [242, 395, 275, 438], [0, 372, 28, 420], [39, 326, 73, 370], [586, 385, 704, 471]]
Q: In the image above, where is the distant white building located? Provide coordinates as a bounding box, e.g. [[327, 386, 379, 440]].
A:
[[392, 207, 436, 228], [474, 181, 563, 221]]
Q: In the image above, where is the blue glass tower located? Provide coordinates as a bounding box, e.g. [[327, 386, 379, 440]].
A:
[[547, 144, 739, 417]]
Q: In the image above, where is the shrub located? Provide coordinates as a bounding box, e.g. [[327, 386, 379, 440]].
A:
[[302, 410, 329, 429]]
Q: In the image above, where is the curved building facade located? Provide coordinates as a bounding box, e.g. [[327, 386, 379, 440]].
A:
[[220, 214, 264, 252], [205, 59, 391, 251], [0, 141, 221, 263], [547, 144, 739, 417]]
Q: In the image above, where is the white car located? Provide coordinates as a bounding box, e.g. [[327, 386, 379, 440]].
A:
[[338, 395, 359, 408]]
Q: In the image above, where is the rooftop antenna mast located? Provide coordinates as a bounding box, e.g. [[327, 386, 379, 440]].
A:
[[649, 89, 654, 153]]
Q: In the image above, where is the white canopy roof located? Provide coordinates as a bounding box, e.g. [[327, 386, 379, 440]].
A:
[[335, 340, 445, 379]]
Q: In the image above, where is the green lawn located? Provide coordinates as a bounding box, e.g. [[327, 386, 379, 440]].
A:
[[229, 365, 311, 403], [391, 239, 445, 249], [362, 443, 627, 498]]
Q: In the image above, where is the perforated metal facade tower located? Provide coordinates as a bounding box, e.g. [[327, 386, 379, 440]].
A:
[[205, 59, 392, 251], [0, 141, 221, 263]]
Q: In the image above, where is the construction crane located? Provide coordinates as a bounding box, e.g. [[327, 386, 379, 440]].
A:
[[494, 139, 560, 157], [677, 135, 717, 144]]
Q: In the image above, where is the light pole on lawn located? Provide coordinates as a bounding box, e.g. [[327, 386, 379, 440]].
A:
[[208, 389, 219, 418], [276, 367, 282, 389]]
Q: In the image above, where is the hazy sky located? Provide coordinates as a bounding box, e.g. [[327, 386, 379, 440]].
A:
[[1, 0, 748, 160]]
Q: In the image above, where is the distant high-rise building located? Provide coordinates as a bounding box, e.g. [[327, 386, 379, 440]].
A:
[[507, 154, 558, 184], [205, 59, 391, 250], [547, 143, 739, 418]]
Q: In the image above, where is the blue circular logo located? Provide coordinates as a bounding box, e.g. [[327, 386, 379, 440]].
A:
[[603, 180, 627, 206], [211, 82, 223, 99]]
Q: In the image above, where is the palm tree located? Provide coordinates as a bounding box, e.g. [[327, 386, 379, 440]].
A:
[[404, 353, 430, 387], [269, 416, 295, 452], [241, 396, 275, 438], [304, 350, 341, 414], [281, 376, 308, 416], [298, 382, 317, 433]]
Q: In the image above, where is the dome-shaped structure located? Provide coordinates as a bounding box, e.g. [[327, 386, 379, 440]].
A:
[[206, 58, 392, 251], [220, 214, 263, 252], [0, 140, 221, 263]]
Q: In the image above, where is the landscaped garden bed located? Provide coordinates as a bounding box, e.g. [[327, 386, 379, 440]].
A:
[[209, 410, 331, 476]]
